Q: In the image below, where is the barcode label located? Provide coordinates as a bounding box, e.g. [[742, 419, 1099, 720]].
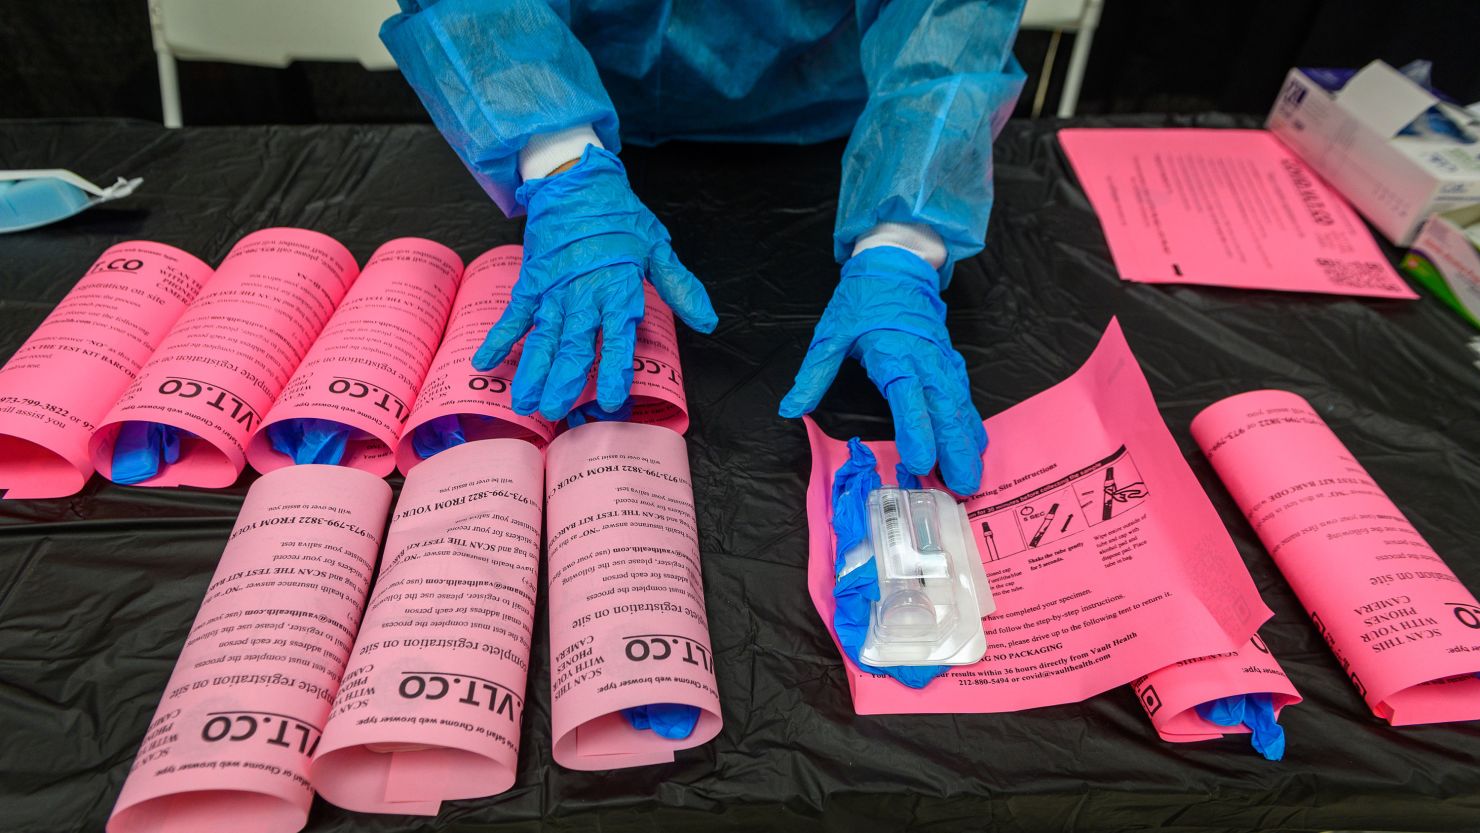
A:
[[880, 492, 903, 549], [1315, 258, 1399, 291]]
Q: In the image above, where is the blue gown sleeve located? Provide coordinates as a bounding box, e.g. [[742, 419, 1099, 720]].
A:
[[380, 0, 621, 216], [836, 0, 1028, 283]]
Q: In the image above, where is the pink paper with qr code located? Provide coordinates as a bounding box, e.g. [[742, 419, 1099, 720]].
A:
[[310, 439, 543, 815], [1132, 634, 1301, 742], [1192, 389, 1480, 725], [0, 242, 211, 498], [107, 464, 391, 833], [1058, 128, 1416, 298], [543, 421, 721, 770], [91, 228, 360, 487], [804, 319, 1272, 714], [395, 245, 688, 474], [248, 238, 463, 477]]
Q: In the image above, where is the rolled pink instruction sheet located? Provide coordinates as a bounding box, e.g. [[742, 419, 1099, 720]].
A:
[[1192, 390, 1480, 725], [578, 277, 686, 430], [310, 438, 543, 815], [395, 245, 689, 475], [247, 238, 463, 477], [544, 421, 721, 770], [398, 247, 548, 459], [1132, 634, 1300, 746], [107, 464, 392, 833], [0, 242, 211, 498], [90, 228, 359, 488]]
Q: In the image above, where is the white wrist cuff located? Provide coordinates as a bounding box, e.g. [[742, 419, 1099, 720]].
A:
[[518, 124, 603, 181], [852, 222, 948, 269]]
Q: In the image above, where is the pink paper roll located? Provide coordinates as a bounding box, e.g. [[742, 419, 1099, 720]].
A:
[[583, 278, 686, 430], [395, 245, 689, 474], [544, 421, 721, 770], [107, 464, 392, 833], [1192, 390, 1480, 725], [247, 238, 463, 476], [0, 242, 211, 498], [311, 439, 543, 814], [91, 228, 359, 488], [1132, 634, 1301, 742]]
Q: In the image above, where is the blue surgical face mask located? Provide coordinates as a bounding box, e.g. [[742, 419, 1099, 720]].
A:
[[0, 170, 142, 233]]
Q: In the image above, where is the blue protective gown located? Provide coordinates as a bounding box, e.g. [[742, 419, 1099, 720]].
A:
[[382, 0, 1026, 274]]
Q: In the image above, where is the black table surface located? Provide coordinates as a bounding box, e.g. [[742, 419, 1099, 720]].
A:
[[1, 115, 1478, 833]]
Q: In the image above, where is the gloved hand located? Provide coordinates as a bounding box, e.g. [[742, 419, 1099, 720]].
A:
[[473, 145, 717, 420], [779, 246, 986, 495]]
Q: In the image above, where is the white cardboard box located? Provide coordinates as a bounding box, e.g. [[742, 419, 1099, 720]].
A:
[[1267, 61, 1480, 246], [1402, 205, 1480, 329]]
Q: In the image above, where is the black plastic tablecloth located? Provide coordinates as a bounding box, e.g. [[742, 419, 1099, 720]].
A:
[[2, 115, 1478, 833]]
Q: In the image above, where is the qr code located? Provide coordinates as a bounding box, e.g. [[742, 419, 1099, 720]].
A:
[[1316, 258, 1392, 289]]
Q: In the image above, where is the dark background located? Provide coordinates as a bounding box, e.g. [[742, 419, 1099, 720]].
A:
[[3, 0, 1480, 126]]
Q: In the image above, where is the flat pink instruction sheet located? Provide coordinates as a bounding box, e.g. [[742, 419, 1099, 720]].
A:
[[396, 246, 689, 474], [543, 421, 722, 769], [248, 238, 463, 476], [1059, 129, 1415, 298], [0, 242, 211, 498], [91, 228, 360, 488], [805, 320, 1272, 714], [1132, 635, 1301, 742], [311, 439, 543, 814], [1192, 390, 1480, 725], [108, 464, 391, 833]]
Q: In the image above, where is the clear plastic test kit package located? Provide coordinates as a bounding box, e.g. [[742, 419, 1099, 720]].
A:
[[841, 487, 995, 667]]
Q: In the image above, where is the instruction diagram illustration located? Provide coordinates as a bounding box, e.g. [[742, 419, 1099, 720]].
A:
[[968, 445, 1149, 562]]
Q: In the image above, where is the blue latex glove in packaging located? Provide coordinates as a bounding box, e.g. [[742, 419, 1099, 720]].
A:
[[1304, 61, 1478, 145], [831, 437, 949, 689], [621, 703, 700, 740], [411, 414, 468, 460], [0, 170, 141, 234], [1195, 693, 1287, 761], [1395, 60, 1479, 144], [471, 146, 718, 422], [781, 247, 986, 496], [112, 422, 182, 485], [266, 419, 352, 466]]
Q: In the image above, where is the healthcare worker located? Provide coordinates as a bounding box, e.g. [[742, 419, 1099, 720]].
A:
[[381, 0, 1026, 495]]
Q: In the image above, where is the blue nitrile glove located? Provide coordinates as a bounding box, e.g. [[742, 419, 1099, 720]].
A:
[[267, 419, 351, 466], [781, 247, 986, 496], [471, 146, 717, 422], [112, 422, 182, 485], [567, 397, 634, 427], [832, 438, 950, 689], [621, 703, 700, 740], [1196, 693, 1287, 761], [895, 464, 921, 490], [411, 414, 468, 460]]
